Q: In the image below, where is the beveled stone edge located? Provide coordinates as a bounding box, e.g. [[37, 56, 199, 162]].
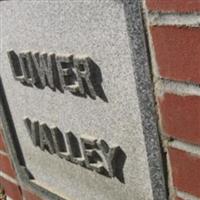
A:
[[124, 0, 167, 199]]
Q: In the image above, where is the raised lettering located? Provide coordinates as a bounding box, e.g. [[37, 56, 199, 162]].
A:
[[7, 51, 103, 100], [31, 53, 55, 89], [24, 118, 123, 178], [56, 55, 79, 93], [39, 123, 56, 154], [18, 52, 33, 85], [7, 51, 24, 82], [97, 139, 119, 177], [51, 127, 71, 160], [80, 135, 104, 173], [74, 56, 96, 98], [24, 117, 40, 146]]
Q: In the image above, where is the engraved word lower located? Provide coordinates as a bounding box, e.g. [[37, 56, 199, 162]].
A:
[[24, 118, 120, 178], [7, 50, 97, 98]]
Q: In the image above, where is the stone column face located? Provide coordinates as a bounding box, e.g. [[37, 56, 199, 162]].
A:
[[0, 1, 167, 200]]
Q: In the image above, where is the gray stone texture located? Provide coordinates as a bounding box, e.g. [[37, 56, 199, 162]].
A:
[[0, 1, 166, 200]]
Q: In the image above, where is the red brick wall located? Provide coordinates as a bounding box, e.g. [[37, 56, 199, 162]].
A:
[[151, 26, 200, 85], [147, 0, 200, 13], [0, 129, 42, 200], [146, 1, 200, 200]]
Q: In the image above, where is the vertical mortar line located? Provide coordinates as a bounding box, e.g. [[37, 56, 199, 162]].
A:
[[142, 0, 171, 198], [165, 143, 176, 200]]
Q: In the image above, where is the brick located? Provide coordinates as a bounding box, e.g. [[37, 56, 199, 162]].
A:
[[23, 189, 42, 200], [168, 147, 200, 198], [146, 0, 200, 13], [0, 154, 16, 178], [158, 93, 200, 144], [0, 177, 22, 200], [151, 26, 200, 85], [0, 133, 6, 152]]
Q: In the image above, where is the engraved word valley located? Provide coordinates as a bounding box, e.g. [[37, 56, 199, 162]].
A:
[[24, 118, 121, 178]]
